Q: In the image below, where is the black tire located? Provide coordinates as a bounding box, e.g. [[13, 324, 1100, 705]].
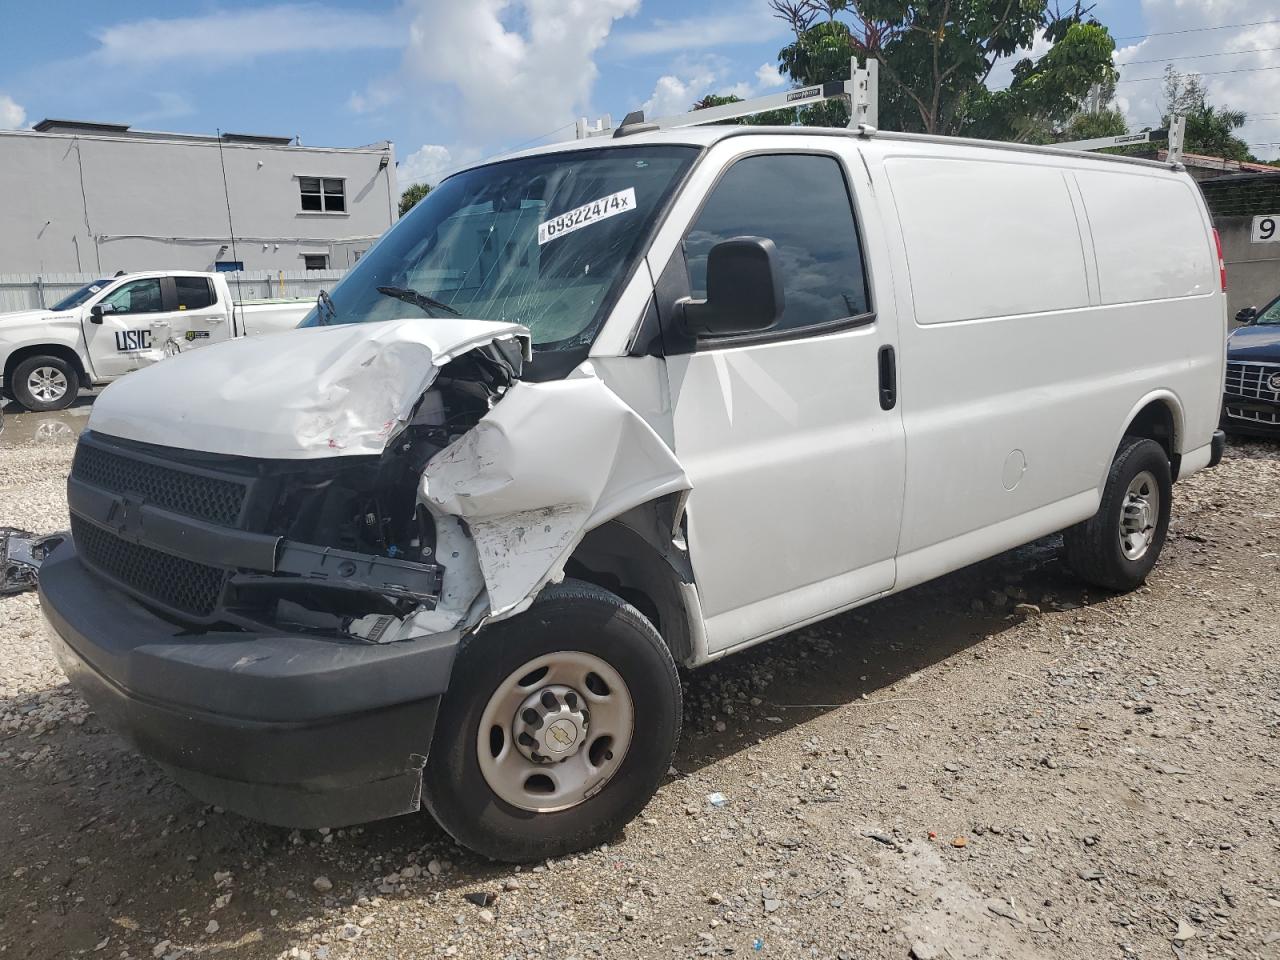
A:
[[10, 355, 80, 412], [422, 579, 681, 862], [1062, 437, 1172, 592]]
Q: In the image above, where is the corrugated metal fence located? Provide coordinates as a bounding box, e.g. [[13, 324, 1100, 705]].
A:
[[0, 270, 348, 312]]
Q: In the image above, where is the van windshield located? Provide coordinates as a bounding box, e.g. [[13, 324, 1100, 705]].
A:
[[301, 145, 698, 350]]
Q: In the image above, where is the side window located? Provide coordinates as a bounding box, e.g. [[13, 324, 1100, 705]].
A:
[[100, 279, 164, 315], [174, 277, 215, 310], [683, 154, 870, 333]]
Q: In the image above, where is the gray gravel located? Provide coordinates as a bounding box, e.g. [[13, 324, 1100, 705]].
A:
[[1, 411, 1278, 959]]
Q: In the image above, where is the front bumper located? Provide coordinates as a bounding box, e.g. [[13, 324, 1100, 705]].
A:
[[1220, 399, 1280, 437], [40, 540, 461, 828]]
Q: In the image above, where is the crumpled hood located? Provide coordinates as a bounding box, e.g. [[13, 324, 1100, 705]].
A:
[[1228, 324, 1280, 362], [87, 318, 531, 459]]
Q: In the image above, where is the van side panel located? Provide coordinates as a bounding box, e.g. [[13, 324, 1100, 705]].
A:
[[875, 147, 1222, 574], [1075, 171, 1215, 305], [887, 158, 1090, 324]]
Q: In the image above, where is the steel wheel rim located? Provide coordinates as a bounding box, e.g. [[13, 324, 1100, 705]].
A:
[[1118, 469, 1160, 561], [477, 651, 634, 814], [28, 367, 68, 403]]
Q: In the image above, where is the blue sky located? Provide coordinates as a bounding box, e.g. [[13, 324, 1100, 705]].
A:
[[1, 0, 1276, 187]]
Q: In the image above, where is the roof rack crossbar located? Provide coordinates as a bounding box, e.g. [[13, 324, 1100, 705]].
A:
[[581, 58, 879, 139]]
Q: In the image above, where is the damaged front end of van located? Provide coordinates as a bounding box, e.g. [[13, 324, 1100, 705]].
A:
[[39, 318, 689, 829]]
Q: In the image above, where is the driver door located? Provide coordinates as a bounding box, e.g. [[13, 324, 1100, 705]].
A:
[[82, 277, 168, 379], [658, 146, 906, 653]]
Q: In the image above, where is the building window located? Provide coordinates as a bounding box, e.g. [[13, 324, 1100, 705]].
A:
[[303, 254, 329, 271], [300, 177, 346, 213], [214, 261, 244, 272]]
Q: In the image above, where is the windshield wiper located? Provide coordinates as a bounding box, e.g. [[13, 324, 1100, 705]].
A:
[[377, 285, 460, 318]]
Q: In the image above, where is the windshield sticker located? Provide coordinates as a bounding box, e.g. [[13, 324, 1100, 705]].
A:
[[537, 188, 636, 246]]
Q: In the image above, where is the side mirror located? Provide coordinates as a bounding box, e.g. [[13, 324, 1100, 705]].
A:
[[1235, 306, 1258, 325], [89, 304, 105, 324], [681, 236, 784, 337]]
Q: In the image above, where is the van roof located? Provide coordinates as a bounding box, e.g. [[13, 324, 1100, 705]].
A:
[[489, 123, 1176, 174]]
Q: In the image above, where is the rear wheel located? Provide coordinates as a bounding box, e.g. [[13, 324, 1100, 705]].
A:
[[423, 580, 681, 862], [11, 355, 80, 412], [1062, 437, 1172, 591]]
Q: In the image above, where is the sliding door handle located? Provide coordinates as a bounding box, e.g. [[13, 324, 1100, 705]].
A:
[[878, 344, 897, 411]]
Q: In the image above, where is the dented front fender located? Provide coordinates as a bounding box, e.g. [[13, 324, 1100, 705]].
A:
[[422, 373, 690, 621]]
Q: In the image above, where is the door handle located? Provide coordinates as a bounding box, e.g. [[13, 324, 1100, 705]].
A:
[[878, 344, 897, 411]]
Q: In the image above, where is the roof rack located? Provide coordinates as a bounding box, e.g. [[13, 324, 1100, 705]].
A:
[[578, 58, 878, 140], [1052, 115, 1186, 165]]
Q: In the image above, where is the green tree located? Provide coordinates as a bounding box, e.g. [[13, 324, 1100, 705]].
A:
[[399, 182, 432, 217], [1161, 66, 1250, 162], [768, 0, 1117, 140]]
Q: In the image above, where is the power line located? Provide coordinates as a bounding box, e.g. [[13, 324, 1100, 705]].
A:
[[1121, 44, 1280, 66], [1116, 64, 1280, 84], [1114, 17, 1280, 43]]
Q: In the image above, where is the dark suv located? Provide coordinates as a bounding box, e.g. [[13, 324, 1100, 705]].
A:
[[1223, 294, 1280, 437]]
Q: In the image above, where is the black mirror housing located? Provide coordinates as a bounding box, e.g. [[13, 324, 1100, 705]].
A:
[[681, 236, 784, 337], [1235, 306, 1258, 325], [89, 304, 105, 324]]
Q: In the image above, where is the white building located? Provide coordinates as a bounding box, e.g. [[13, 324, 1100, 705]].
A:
[[0, 119, 398, 275]]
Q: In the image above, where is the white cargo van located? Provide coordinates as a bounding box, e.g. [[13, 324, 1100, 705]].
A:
[[41, 125, 1227, 862], [0, 271, 314, 411]]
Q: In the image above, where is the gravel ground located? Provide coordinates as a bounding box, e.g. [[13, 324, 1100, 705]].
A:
[[1, 409, 1278, 960]]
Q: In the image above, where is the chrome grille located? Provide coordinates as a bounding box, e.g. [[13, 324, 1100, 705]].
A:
[[72, 516, 226, 618], [1225, 406, 1280, 426], [73, 443, 246, 527], [1224, 361, 1280, 403]]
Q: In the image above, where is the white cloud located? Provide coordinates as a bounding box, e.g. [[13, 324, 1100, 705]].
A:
[[1113, 0, 1280, 160], [398, 0, 640, 141], [642, 57, 788, 119], [402, 144, 452, 185], [613, 3, 785, 55], [93, 4, 402, 67], [754, 62, 785, 90], [0, 93, 25, 129]]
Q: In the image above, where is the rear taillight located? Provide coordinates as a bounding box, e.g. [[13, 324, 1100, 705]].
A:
[[1213, 228, 1227, 292]]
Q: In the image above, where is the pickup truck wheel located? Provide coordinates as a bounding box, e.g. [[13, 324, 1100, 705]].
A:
[[1062, 437, 1172, 592], [11, 355, 79, 412], [422, 579, 681, 862]]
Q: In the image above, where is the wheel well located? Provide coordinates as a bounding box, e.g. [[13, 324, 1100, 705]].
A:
[[562, 517, 695, 666], [3, 344, 87, 390], [1123, 400, 1176, 458]]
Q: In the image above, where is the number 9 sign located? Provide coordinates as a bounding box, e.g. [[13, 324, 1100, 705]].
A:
[[1253, 215, 1279, 243]]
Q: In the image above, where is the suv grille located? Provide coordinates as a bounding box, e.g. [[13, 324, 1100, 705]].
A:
[[72, 516, 226, 618], [1224, 361, 1280, 403], [73, 444, 246, 527]]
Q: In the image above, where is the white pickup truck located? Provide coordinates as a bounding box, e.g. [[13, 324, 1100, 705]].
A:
[[0, 271, 316, 411]]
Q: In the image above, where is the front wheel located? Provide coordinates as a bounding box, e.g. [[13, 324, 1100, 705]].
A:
[[422, 580, 681, 862], [1062, 437, 1172, 591], [10, 355, 80, 411]]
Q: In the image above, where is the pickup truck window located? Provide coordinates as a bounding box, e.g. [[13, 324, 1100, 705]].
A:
[[302, 145, 698, 351], [100, 278, 164, 315], [684, 153, 870, 333], [174, 276, 215, 310], [51, 280, 109, 311]]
